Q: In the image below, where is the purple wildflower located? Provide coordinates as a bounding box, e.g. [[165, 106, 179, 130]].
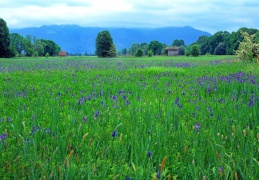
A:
[[157, 172, 161, 179], [125, 100, 130, 106], [195, 123, 201, 133], [0, 134, 7, 140], [112, 131, 117, 138], [218, 167, 224, 173], [147, 150, 151, 157], [45, 128, 51, 134], [112, 95, 117, 102], [248, 99, 254, 107], [94, 111, 100, 119]]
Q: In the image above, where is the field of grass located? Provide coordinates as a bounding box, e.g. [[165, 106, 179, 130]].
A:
[[0, 55, 259, 179]]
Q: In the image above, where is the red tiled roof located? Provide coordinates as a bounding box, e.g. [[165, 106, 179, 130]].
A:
[[59, 51, 67, 56]]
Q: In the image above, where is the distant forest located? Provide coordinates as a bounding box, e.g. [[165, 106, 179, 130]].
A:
[[10, 27, 259, 57], [9, 33, 61, 57], [120, 27, 259, 56]]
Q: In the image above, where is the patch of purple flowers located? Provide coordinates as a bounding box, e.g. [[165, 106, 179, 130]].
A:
[[0, 134, 7, 141], [147, 150, 151, 157], [112, 131, 117, 138], [195, 123, 201, 133]]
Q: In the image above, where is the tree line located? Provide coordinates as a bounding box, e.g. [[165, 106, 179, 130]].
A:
[[116, 28, 259, 57], [0, 18, 61, 58], [1, 17, 259, 59]]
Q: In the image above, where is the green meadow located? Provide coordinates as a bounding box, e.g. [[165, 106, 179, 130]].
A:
[[0, 55, 259, 179]]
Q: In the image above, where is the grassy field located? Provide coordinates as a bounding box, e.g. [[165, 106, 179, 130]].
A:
[[0, 55, 259, 179]]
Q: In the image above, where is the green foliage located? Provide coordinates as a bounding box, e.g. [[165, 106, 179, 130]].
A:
[[184, 46, 191, 56], [148, 40, 164, 55], [0, 56, 258, 179], [118, 48, 128, 56], [128, 41, 166, 56], [107, 44, 117, 57], [255, 31, 259, 43], [214, 42, 226, 55], [196, 36, 210, 55], [95, 30, 117, 57], [40, 39, 61, 56], [0, 18, 13, 57], [135, 48, 144, 57], [172, 39, 185, 46], [191, 44, 200, 56], [148, 50, 153, 57], [235, 31, 259, 63], [196, 28, 259, 56], [178, 46, 185, 55], [9, 33, 60, 57], [129, 43, 140, 55], [45, 52, 49, 58]]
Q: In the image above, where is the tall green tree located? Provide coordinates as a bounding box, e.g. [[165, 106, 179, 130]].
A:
[[148, 40, 163, 55], [118, 48, 128, 56], [172, 39, 185, 47], [95, 31, 116, 57], [135, 48, 144, 57], [10, 33, 24, 56], [129, 43, 140, 56], [0, 18, 13, 57], [196, 35, 210, 55], [191, 44, 200, 57], [39, 39, 61, 56], [214, 42, 226, 55]]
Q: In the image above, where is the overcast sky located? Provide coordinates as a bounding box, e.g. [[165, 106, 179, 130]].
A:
[[0, 0, 258, 33]]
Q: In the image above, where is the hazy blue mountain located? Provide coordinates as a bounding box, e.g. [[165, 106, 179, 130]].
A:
[[10, 25, 211, 54]]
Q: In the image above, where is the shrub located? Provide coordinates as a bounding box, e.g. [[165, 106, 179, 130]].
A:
[[148, 50, 153, 57], [135, 48, 144, 57], [191, 44, 200, 57], [235, 31, 259, 63], [45, 52, 49, 58]]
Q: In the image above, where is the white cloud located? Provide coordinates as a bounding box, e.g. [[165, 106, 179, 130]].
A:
[[0, 0, 258, 33]]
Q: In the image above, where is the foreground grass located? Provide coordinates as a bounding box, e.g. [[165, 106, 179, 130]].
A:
[[0, 56, 259, 179]]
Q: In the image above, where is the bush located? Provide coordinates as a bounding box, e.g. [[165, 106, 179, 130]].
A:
[[184, 46, 191, 56], [235, 31, 259, 63], [45, 52, 49, 58], [178, 46, 185, 55], [191, 44, 200, 57], [135, 48, 144, 57], [214, 42, 226, 55], [148, 50, 153, 57]]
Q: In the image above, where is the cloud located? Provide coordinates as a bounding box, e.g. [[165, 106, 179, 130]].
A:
[[0, 0, 258, 33]]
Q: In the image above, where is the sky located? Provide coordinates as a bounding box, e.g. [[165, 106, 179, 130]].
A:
[[0, 0, 259, 34]]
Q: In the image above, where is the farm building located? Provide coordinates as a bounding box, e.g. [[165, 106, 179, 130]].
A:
[[59, 51, 68, 57], [165, 47, 179, 56]]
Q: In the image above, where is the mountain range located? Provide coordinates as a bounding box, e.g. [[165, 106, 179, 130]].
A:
[[10, 25, 211, 54]]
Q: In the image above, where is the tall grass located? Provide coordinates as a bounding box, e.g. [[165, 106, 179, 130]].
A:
[[0, 56, 259, 179]]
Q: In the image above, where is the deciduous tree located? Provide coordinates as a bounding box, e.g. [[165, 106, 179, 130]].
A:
[[95, 31, 117, 57], [191, 44, 200, 57], [135, 48, 144, 57], [0, 18, 13, 57], [235, 31, 259, 63]]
